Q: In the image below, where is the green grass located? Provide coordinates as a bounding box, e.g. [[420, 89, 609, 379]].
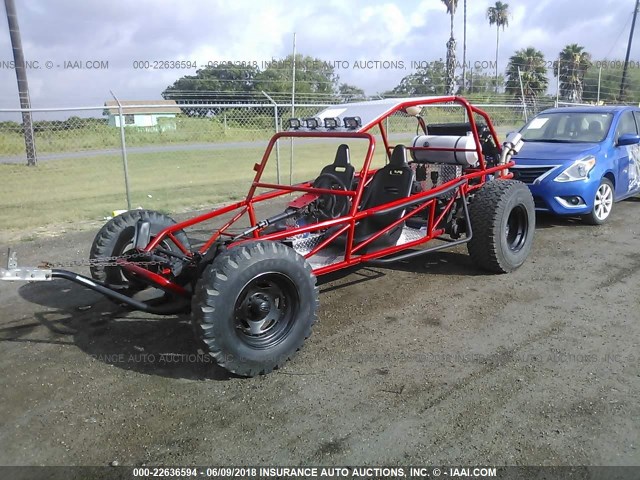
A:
[[0, 138, 389, 235]]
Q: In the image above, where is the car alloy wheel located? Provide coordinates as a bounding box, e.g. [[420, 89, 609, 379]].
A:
[[593, 182, 613, 221]]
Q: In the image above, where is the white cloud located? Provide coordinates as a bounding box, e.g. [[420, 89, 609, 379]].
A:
[[0, 0, 638, 108]]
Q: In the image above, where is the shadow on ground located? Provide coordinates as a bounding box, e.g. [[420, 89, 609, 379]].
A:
[[6, 280, 231, 381]]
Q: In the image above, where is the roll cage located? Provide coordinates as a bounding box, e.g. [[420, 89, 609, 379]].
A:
[[138, 96, 513, 278]]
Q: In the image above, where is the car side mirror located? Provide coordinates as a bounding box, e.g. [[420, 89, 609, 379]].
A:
[[617, 133, 640, 146]]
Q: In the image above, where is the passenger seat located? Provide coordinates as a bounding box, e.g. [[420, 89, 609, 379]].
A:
[[354, 145, 415, 248]]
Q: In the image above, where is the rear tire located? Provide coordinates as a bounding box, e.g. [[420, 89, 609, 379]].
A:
[[582, 178, 614, 225], [89, 209, 190, 297], [191, 241, 318, 377], [467, 180, 535, 273]]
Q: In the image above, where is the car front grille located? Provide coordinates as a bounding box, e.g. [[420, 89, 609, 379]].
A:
[[511, 166, 556, 184]]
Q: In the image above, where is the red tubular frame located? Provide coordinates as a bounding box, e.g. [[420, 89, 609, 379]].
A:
[[116, 259, 190, 297], [131, 96, 513, 287]]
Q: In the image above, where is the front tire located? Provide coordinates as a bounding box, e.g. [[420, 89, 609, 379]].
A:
[[582, 178, 614, 225], [191, 241, 318, 377], [467, 180, 535, 273]]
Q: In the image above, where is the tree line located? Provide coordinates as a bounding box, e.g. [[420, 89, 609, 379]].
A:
[[162, 54, 365, 115]]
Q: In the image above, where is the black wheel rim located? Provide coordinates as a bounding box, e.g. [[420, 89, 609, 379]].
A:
[[234, 272, 299, 349], [505, 205, 528, 252]]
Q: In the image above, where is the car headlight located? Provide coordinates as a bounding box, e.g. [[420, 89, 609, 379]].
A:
[[554, 156, 596, 182]]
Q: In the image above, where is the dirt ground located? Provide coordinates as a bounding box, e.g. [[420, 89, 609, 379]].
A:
[[0, 200, 639, 468]]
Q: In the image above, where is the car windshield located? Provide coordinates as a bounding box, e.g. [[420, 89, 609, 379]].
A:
[[520, 112, 613, 143]]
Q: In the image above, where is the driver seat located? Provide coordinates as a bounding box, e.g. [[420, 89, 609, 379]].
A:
[[319, 144, 355, 190], [354, 145, 415, 249]]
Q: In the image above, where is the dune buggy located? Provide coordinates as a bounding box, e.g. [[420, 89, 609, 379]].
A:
[[1, 96, 533, 377]]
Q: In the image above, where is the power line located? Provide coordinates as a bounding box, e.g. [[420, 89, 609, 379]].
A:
[[604, 16, 632, 60]]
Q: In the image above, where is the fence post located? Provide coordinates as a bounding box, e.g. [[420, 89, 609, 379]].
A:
[[262, 91, 281, 183], [290, 34, 298, 186], [597, 66, 602, 104], [110, 91, 132, 210], [517, 67, 528, 122], [555, 60, 560, 108]]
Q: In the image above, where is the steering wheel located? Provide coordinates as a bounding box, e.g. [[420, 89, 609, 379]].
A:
[[312, 173, 350, 220]]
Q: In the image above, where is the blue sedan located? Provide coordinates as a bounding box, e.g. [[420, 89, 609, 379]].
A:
[[511, 106, 640, 224]]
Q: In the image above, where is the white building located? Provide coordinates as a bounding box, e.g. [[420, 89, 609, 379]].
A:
[[104, 100, 181, 131]]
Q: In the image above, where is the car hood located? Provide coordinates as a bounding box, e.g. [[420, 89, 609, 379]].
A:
[[514, 141, 602, 163]]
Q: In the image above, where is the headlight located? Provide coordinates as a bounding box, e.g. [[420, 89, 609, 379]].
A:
[[554, 156, 596, 182]]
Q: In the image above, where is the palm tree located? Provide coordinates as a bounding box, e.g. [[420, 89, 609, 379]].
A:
[[506, 47, 549, 112], [554, 44, 592, 103], [487, 1, 510, 93], [441, 0, 459, 95]]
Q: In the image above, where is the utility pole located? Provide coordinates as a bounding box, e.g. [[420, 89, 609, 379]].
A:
[[4, 0, 37, 166], [620, 0, 640, 101]]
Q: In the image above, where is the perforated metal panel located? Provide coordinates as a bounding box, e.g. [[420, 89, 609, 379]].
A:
[[289, 232, 324, 255], [411, 163, 462, 198]]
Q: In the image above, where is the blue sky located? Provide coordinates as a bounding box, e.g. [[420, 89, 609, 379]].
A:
[[0, 0, 636, 108]]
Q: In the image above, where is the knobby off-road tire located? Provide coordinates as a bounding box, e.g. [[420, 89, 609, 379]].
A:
[[191, 241, 319, 377], [467, 180, 535, 273], [89, 209, 190, 296]]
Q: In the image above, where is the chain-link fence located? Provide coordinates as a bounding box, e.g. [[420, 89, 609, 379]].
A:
[[0, 98, 534, 240], [0, 101, 330, 239]]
